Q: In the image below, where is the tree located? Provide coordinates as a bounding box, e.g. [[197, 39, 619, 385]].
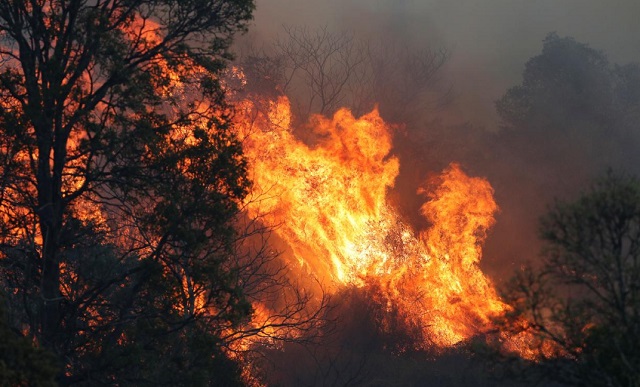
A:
[[498, 34, 613, 133], [238, 25, 449, 124], [0, 0, 256, 384], [492, 171, 640, 386], [495, 33, 640, 188], [0, 294, 57, 387]]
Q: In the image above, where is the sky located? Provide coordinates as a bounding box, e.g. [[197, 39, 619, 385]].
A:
[[248, 0, 640, 129]]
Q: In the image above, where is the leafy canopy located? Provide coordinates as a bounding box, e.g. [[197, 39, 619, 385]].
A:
[[0, 0, 255, 384]]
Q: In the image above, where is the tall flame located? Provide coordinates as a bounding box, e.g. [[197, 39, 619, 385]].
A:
[[237, 96, 506, 347]]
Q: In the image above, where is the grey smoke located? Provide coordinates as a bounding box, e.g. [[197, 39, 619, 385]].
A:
[[249, 0, 640, 128]]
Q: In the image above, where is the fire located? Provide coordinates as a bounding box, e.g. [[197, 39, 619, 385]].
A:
[[240, 96, 399, 285], [236, 95, 508, 348]]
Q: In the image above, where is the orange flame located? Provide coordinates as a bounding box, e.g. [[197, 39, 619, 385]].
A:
[[236, 96, 508, 347]]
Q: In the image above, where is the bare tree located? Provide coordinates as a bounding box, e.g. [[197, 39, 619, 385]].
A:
[[237, 25, 449, 124], [274, 25, 367, 118]]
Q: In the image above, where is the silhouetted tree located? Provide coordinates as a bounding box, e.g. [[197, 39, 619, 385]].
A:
[[491, 171, 640, 386], [0, 294, 57, 387], [238, 25, 449, 123], [495, 33, 640, 189], [0, 0, 256, 384]]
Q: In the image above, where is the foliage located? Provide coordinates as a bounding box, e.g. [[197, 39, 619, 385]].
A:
[[498, 34, 613, 132], [491, 171, 640, 386], [0, 0, 256, 384], [495, 33, 640, 183], [0, 295, 58, 387]]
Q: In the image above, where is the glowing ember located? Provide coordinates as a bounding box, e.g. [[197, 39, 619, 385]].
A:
[[236, 95, 508, 347]]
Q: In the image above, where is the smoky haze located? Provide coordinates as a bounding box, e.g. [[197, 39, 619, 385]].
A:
[[249, 0, 640, 128]]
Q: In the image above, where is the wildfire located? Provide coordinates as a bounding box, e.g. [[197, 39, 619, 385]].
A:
[[236, 95, 508, 348]]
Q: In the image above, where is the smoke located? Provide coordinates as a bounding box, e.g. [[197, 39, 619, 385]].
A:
[[248, 0, 640, 127]]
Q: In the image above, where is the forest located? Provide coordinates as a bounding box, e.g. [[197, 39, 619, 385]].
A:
[[0, 1, 639, 386]]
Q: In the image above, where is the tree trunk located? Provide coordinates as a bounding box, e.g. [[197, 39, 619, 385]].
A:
[[37, 134, 62, 351]]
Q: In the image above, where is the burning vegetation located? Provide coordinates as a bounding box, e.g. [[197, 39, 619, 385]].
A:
[[236, 94, 506, 348]]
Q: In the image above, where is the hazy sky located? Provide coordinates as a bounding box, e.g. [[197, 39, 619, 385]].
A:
[[249, 0, 640, 128]]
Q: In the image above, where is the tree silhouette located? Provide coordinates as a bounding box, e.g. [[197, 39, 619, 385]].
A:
[[492, 171, 640, 386], [0, 0, 256, 384], [238, 25, 449, 123]]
